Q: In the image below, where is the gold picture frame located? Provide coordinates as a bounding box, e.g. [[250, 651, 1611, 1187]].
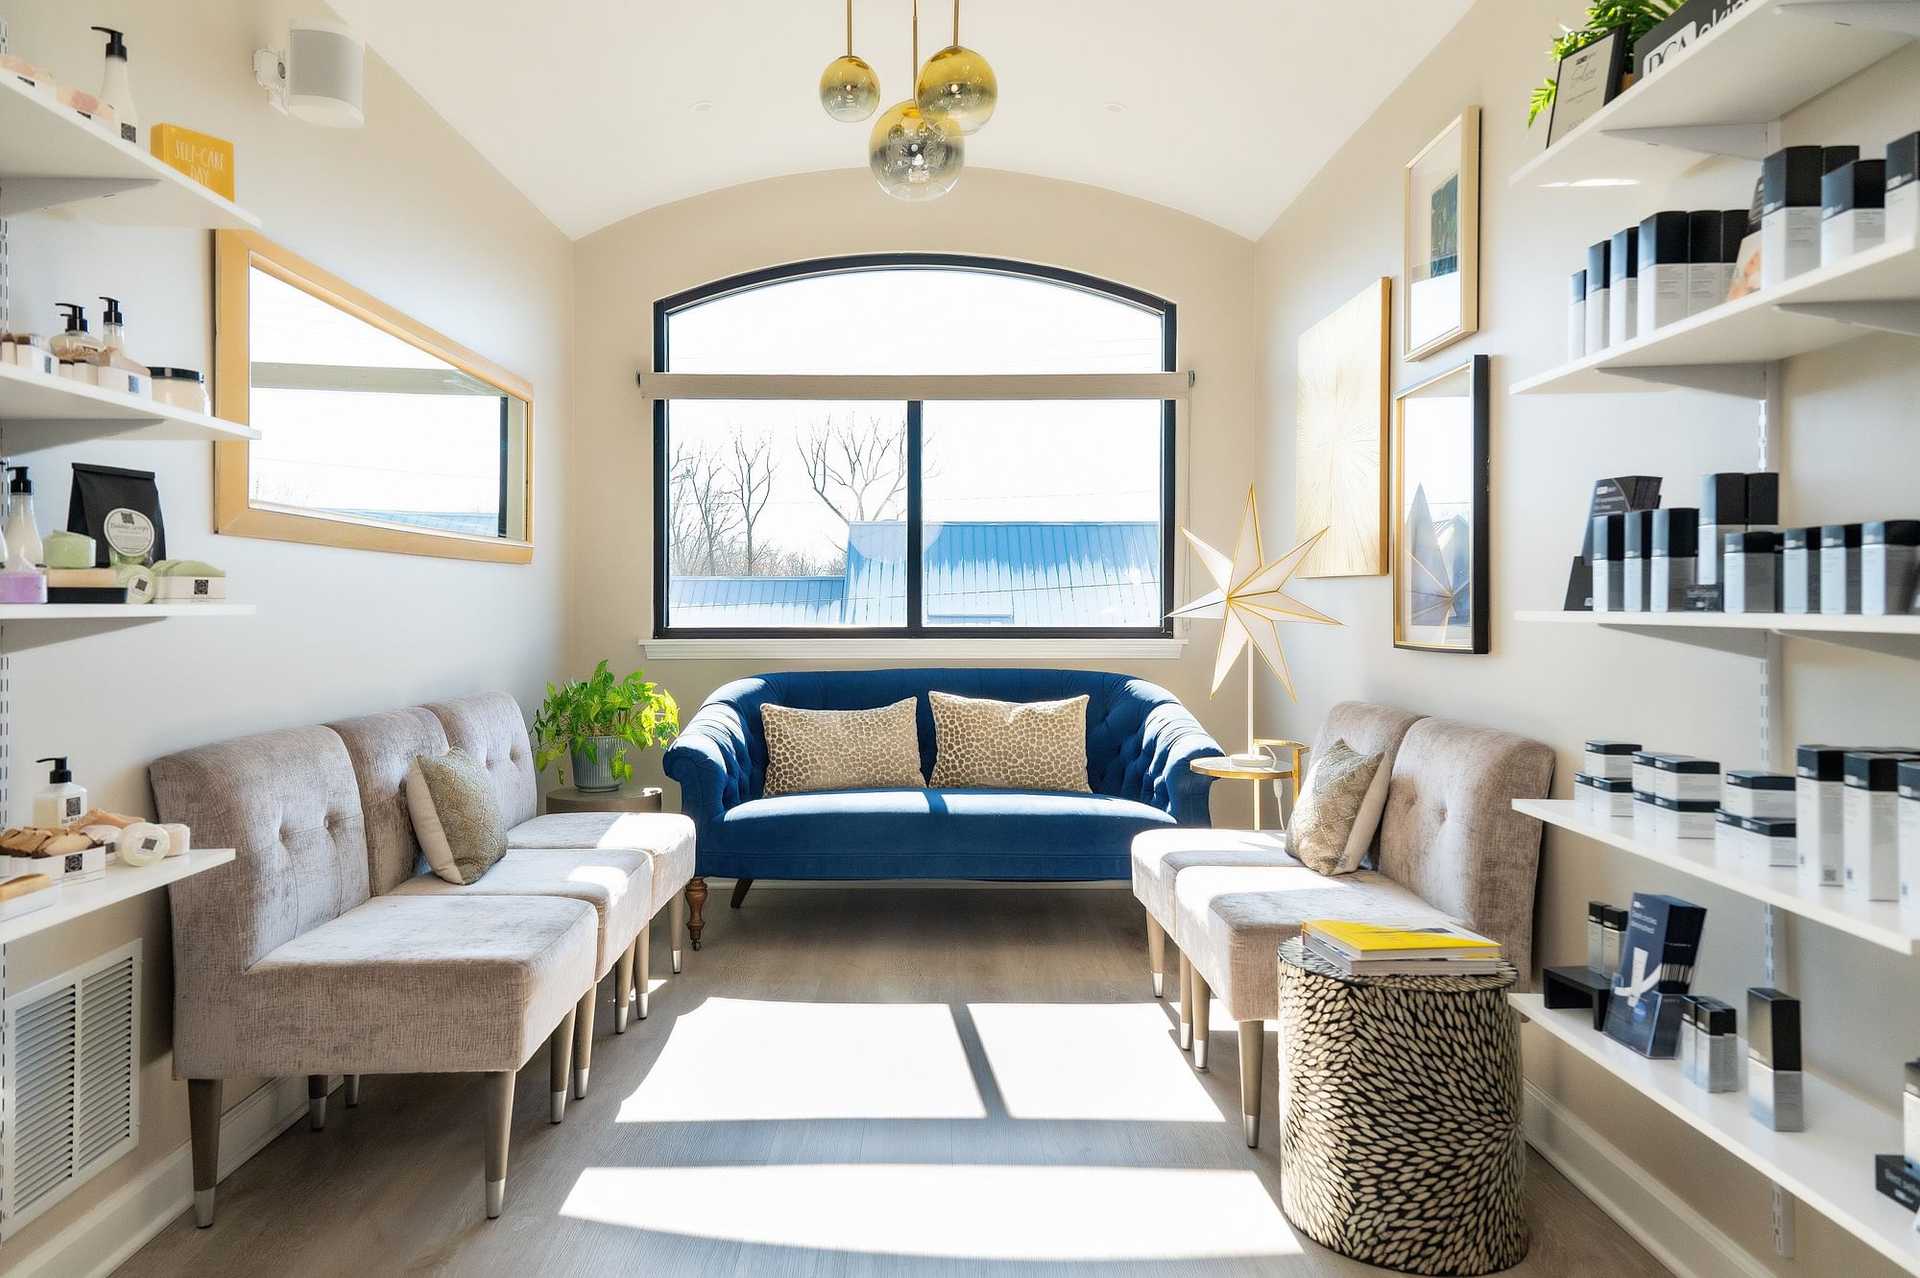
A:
[[1295, 277, 1390, 578], [1402, 107, 1480, 362], [1391, 356, 1489, 654]]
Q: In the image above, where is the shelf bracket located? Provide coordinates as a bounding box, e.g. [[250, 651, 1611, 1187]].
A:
[[1775, 627, 1920, 659], [1777, 0, 1920, 35], [1597, 621, 1770, 657], [1775, 300, 1920, 336], [1599, 124, 1772, 161], [1606, 363, 1771, 398], [0, 176, 161, 219]]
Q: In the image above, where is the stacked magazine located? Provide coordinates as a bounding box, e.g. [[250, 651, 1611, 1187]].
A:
[[1302, 919, 1504, 976]]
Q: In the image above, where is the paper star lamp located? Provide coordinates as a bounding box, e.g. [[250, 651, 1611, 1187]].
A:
[[1170, 488, 1341, 705]]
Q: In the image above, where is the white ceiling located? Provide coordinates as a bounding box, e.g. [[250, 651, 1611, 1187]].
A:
[[330, 1, 1474, 241]]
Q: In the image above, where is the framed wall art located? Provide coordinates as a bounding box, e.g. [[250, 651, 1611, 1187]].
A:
[[1295, 277, 1390, 578], [1402, 107, 1480, 362], [1392, 355, 1489, 654], [1546, 27, 1630, 147]]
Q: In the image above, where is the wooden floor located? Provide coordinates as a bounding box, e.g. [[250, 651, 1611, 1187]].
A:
[[119, 886, 1670, 1277]]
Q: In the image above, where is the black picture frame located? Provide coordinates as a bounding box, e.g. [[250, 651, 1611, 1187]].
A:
[[1391, 355, 1490, 655], [1546, 28, 1630, 149]]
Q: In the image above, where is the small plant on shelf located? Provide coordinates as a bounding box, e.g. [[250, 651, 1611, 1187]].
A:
[[1528, 0, 1678, 127], [532, 661, 679, 793]]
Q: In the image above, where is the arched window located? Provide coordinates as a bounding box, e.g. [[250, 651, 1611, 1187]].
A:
[[652, 255, 1178, 637]]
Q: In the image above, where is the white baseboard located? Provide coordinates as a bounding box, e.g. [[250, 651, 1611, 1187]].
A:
[[7, 1074, 330, 1278], [1523, 1081, 1772, 1278]]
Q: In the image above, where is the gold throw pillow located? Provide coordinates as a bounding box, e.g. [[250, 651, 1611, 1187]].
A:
[[928, 691, 1092, 793], [1290, 738, 1388, 876], [761, 697, 925, 796]]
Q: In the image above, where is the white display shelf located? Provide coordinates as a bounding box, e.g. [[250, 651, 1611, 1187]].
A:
[[0, 848, 234, 946], [1514, 237, 1920, 397], [1517, 798, 1920, 953], [1513, 993, 1920, 1276], [0, 604, 254, 620], [1511, 0, 1915, 191], [1513, 608, 1920, 659], [0, 361, 254, 443], [0, 71, 257, 228]]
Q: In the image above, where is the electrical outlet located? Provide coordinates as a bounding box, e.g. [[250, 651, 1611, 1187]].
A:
[[1772, 1184, 1797, 1257]]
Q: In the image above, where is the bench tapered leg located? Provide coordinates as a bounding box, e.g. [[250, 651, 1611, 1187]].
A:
[[344, 1074, 361, 1108], [307, 1074, 327, 1131], [189, 1079, 222, 1227], [1192, 975, 1212, 1071], [1146, 914, 1167, 999], [549, 1007, 576, 1123], [484, 1071, 513, 1219], [636, 924, 651, 1019], [572, 988, 595, 1100], [1177, 951, 1194, 1051], [1238, 1021, 1263, 1147], [614, 949, 635, 1034]]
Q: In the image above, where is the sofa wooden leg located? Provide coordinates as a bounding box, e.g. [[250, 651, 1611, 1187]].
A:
[[1146, 914, 1167, 999], [612, 953, 633, 1034], [549, 1007, 576, 1124], [1192, 975, 1212, 1071], [730, 877, 753, 908], [636, 924, 651, 1020], [685, 878, 707, 952], [669, 892, 687, 972], [1177, 952, 1194, 1051], [483, 1071, 513, 1219], [1237, 1021, 1263, 1147], [344, 1074, 361, 1108], [189, 1078, 222, 1227], [307, 1074, 328, 1131], [572, 989, 595, 1100]]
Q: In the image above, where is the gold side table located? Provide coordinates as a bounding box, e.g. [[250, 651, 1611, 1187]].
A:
[[544, 784, 663, 815], [1191, 738, 1308, 831]]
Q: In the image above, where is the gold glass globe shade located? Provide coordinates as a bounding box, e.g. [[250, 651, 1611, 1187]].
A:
[[819, 54, 881, 123], [868, 99, 963, 201], [915, 45, 997, 134]]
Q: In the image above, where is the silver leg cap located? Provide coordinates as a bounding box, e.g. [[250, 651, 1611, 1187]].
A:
[[1178, 1024, 1192, 1051], [615, 1003, 629, 1034], [573, 1067, 589, 1101], [193, 1188, 217, 1228], [344, 1077, 361, 1108], [308, 1098, 326, 1131], [1194, 1040, 1209, 1072], [485, 1177, 505, 1219], [1152, 972, 1164, 998], [1244, 1114, 1260, 1147], [551, 1089, 567, 1124], [672, 949, 683, 974]]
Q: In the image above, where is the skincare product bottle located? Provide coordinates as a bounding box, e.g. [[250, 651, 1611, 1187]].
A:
[[31, 757, 87, 827], [1905, 1059, 1920, 1170], [1723, 530, 1780, 614], [1718, 209, 1750, 303], [1597, 906, 1627, 976], [1727, 771, 1796, 821], [1584, 740, 1640, 781], [1687, 210, 1725, 316], [1591, 514, 1625, 613], [1586, 240, 1611, 355], [1651, 507, 1698, 612], [1650, 756, 1722, 803], [50, 304, 105, 363], [1747, 988, 1803, 1131], [1651, 793, 1719, 840], [1568, 271, 1587, 359], [1590, 776, 1635, 819], [1820, 523, 1863, 614], [1845, 752, 1914, 901], [97, 294, 127, 358], [1639, 212, 1689, 333], [1587, 901, 1611, 971], [1695, 998, 1738, 1093], [1783, 526, 1822, 614], [1747, 472, 1779, 531], [91, 297, 149, 397], [1622, 509, 1654, 612], [90, 26, 137, 144], [1888, 132, 1919, 245], [1698, 473, 1747, 590], [1677, 996, 1700, 1083], [0, 544, 46, 604], [1799, 745, 1849, 888], [1822, 159, 1885, 265], [1863, 520, 1919, 615], [1900, 761, 1920, 911], [3, 467, 41, 567], [1762, 147, 1824, 289], [1609, 226, 1639, 347]]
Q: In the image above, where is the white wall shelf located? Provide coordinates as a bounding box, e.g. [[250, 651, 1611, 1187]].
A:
[[0, 72, 258, 229], [0, 604, 253, 621], [1514, 238, 1920, 397], [1517, 798, 1920, 954], [0, 849, 234, 947], [1511, 0, 1914, 191], [0, 361, 254, 444], [1514, 609, 1920, 660], [1513, 993, 1920, 1276]]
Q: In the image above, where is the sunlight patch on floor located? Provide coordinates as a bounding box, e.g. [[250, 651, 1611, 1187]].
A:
[[617, 998, 986, 1121], [561, 1164, 1302, 1261], [967, 1002, 1226, 1122]]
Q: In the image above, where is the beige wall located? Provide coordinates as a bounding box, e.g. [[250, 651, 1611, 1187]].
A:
[[1253, 1, 1920, 1273], [569, 167, 1260, 822], [1, 0, 571, 1262]]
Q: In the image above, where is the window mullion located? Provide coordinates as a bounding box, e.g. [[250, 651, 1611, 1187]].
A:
[[906, 399, 924, 635]]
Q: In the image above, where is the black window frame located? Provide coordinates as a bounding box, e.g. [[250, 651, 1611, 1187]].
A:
[[652, 253, 1177, 640]]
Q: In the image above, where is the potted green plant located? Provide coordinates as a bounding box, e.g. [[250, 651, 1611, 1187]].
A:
[[1528, 1, 1677, 127], [532, 662, 680, 793]]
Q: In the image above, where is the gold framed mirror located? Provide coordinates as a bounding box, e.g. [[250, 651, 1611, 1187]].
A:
[[213, 231, 534, 564]]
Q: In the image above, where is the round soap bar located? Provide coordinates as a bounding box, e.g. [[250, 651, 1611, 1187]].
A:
[[43, 530, 97, 570], [116, 822, 170, 867], [161, 823, 191, 856]]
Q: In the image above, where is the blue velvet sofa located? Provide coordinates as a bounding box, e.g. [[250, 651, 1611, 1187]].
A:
[[662, 668, 1220, 946]]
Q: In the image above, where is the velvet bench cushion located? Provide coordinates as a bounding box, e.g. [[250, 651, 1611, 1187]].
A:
[[508, 811, 696, 909]]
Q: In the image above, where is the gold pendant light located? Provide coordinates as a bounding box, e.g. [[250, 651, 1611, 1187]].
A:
[[868, 0, 963, 201], [819, 0, 881, 122], [916, 0, 997, 134]]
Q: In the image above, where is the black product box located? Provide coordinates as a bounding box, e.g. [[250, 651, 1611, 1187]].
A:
[[1603, 987, 1688, 1058], [1612, 892, 1707, 993], [1764, 147, 1825, 216], [1823, 159, 1885, 216], [46, 587, 125, 605], [1634, 0, 1747, 77], [1877, 1155, 1920, 1211]]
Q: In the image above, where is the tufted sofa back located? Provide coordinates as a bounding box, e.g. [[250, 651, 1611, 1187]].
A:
[[683, 668, 1201, 808], [330, 707, 451, 895], [428, 693, 539, 828]]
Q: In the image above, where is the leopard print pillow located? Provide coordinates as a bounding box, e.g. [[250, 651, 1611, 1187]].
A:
[[928, 692, 1092, 793], [760, 697, 926, 797]]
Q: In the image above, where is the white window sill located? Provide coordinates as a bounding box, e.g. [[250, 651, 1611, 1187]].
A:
[[639, 637, 1188, 661]]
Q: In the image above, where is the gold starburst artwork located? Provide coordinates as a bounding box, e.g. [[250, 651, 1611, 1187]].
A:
[[1295, 278, 1390, 578]]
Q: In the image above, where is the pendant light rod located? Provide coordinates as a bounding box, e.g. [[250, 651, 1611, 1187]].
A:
[[846, 0, 853, 56], [912, 0, 919, 77], [953, 0, 960, 46]]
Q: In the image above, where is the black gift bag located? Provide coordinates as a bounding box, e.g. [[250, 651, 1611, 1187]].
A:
[[67, 463, 167, 567]]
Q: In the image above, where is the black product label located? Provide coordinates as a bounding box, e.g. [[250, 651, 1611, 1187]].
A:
[[63, 794, 83, 820]]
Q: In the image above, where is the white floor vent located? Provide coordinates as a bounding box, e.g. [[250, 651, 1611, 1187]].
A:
[[0, 940, 141, 1238]]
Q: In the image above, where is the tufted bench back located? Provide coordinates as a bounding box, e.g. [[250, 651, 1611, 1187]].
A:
[[428, 693, 539, 828], [689, 668, 1200, 808], [330, 707, 451, 895]]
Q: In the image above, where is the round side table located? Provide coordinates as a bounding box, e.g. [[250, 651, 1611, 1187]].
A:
[[1276, 938, 1527, 1276], [543, 784, 663, 815], [1189, 755, 1295, 830]]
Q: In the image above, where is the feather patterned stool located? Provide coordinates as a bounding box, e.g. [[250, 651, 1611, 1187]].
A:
[[1276, 938, 1527, 1276]]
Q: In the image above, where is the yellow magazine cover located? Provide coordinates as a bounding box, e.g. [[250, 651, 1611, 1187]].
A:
[[1304, 919, 1497, 955]]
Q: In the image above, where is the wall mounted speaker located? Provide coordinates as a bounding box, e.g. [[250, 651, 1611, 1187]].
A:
[[255, 19, 365, 128]]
